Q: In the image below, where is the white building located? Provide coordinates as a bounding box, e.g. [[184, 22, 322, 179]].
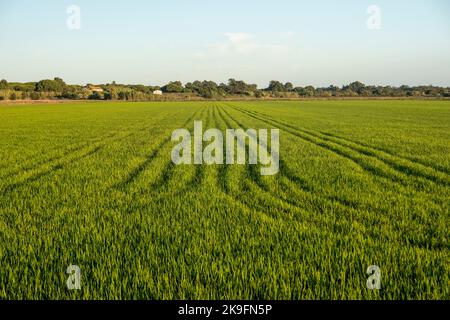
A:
[[153, 90, 163, 95], [86, 85, 104, 93]]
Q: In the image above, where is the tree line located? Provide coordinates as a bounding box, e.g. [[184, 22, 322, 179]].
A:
[[0, 78, 449, 101]]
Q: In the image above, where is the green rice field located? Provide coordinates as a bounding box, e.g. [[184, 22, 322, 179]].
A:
[[0, 100, 449, 299]]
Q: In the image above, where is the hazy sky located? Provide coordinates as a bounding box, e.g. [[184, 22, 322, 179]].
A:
[[1, 0, 449, 87]]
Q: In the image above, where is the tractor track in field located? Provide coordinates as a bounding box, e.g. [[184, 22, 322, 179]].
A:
[[2, 130, 120, 181], [0, 114, 172, 181], [226, 104, 450, 189], [230, 104, 450, 186], [218, 105, 364, 212], [318, 131, 450, 177], [116, 106, 213, 200], [226, 104, 444, 213], [0, 112, 177, 190], [186, 106, 211, 190], [148, 161, 176, 192], [219, 104, 449, 250], [113, 107, 203, 191], [216, 104, 339, 220], [184, 105, 213, 191], [216, 106, 275, 202], [0, 113, 180, 193], [214, 105, 289, 221], [242, 106, 450, 181], [148, 107, 211, 195], [216, 105, 366, 230], [138, 104, 283, 224], [0, 144, 105, 194], [113, 135, 172, 189], [215, 106, 232, 194], [147, 106, 210, 197]]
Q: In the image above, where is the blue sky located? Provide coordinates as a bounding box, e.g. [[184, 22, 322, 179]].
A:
[[0, 0, 449, 87]]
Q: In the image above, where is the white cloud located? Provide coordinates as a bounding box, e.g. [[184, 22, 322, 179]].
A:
[[196, 32, 289, 58], [224, 32, 253, 44], [189, 32, 302, 84], [279, 31, 296, 39]]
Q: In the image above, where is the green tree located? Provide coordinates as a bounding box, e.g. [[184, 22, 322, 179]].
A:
[[304, 86, 315, 96], [35, 77, 67, 92], [267, 80, 285, 92], [162, 81, 184, 93], [345, 81, 366, 95], [254, 90, 263, 98], [0, 79, 8, 90], [284, 82, 294, 92], [88, 91, 104, 100], [30, 92, 40, 100], [226, 79, 257, 95]]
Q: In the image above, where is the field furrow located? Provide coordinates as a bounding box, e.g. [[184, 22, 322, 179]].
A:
[[229, 104, 450, 186]]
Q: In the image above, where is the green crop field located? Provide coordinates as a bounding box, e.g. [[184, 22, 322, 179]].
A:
[[0, 100, 449, 300]]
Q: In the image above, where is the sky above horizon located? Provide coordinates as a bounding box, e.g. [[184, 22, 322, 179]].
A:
[[1, 0, 449, 87]]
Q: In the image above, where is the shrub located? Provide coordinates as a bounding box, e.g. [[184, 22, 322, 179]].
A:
[[254, 90, 263, 98], [88, 91, 104, 100], [30, 92, 40, 100]]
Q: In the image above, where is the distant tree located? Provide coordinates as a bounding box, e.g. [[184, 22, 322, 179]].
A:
[[304, 86, 315, 96], [200, 81, 219, 98], [148, 86, 161, 92], [162, 81, 184, 93], [30, 92, 40, 100], [345, 81, 366, 95], [0, 79, 8, 89], [105, 86, 118, 100], [61, 84, 83, 99], [226, 79, 257, 95], [184, 80, 221, 98], [118, 91, 127, 100], [53, 77, 67, 92], [35, 77, 67, 92], [284, 82, 294, 92], [88, 91, 104, 100], [13, 83, 34, 92], [184, 82, 194, 93], [326, 85, 339, 93], [133, 85, 148, 93], [267, 80, 285, 92]]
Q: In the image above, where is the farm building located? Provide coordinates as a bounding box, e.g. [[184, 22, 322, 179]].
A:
[[86, 85, 104, 93], [153, 90, 163, 95]]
